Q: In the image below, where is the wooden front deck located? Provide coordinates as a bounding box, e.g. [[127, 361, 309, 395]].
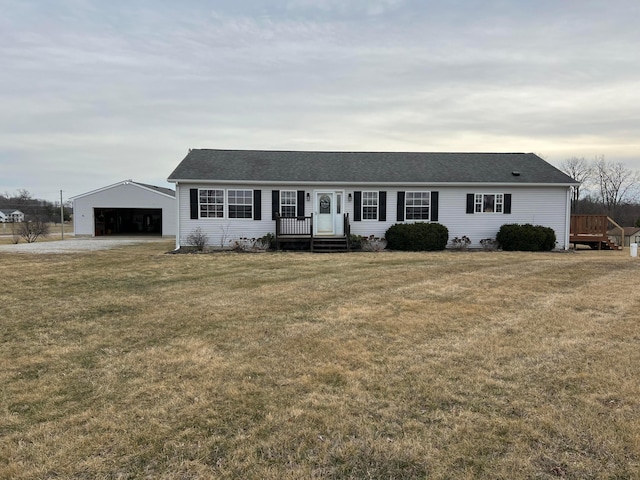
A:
[[570, 215, 623, 250], [275, 214, 351, 252]]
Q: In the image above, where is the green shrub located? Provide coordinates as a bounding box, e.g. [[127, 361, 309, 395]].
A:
[[385, 222, 449, 251], [349, 234, 365, 250], [496, 224, 556, 251], [260, 232, 276, 250]]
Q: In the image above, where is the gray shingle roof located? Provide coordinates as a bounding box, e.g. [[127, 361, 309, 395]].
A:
[[168, 149, 577, 185], [131, 182, 175, 197]]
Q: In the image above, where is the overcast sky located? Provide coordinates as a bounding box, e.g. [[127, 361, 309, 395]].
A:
[[2, 0, 640, 202]]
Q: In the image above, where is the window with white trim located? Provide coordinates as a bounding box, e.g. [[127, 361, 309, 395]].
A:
[[362, 191, 378, 220], [199, 189, 224, 218], [228, 189, 253, 218], [405, 191, 430, 220], [280, 190, 297, 217], [475, 193, 503, 213]]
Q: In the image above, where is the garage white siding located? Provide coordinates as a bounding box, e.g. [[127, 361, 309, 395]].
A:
[[72, 181, 176, 237]]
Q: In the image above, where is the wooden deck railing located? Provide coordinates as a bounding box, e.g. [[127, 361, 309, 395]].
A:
[[275, 214, 313, 236], [343, 213, 351, 251], [570, 215, 609, 236], [275, 213, 351, 251], [570, 214, 624, 250]]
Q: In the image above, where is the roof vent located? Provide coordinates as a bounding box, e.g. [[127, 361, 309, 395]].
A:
[[511, 171, 521, 176]]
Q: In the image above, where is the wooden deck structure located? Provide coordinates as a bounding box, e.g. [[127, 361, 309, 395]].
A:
[[275, 214, 351, 252], [570, 215, 624, 250]]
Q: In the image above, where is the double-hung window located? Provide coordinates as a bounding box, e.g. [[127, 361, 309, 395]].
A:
[[199, 189, 224, 218], [362, 191, 378, 220], [280, 190, 297, 217], [475, 193, 503, 213], [405, 191, 430, 220], [228, 190, 253, 218]]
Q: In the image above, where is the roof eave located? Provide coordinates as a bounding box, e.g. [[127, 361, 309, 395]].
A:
[[169, 178, 577, 188], [70, 180, 175, 200]]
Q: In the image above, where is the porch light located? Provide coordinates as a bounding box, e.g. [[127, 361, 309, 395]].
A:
[[348, 193, 352, 201], [306, 192, 311, 201]]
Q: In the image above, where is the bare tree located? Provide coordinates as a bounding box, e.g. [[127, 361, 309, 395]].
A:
[[19, 217, 50, 243], [593, 155, 640, 218], [186, 227, 208, 252], [8, 189, 51, 243], [559, 157, 592, 213]]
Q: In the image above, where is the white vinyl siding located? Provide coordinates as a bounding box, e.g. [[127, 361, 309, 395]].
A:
[[72, 181, 176, 237], [176, 184, 572, 250]]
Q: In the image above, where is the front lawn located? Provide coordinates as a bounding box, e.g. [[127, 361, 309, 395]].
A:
[[1, 245, 638, 479]]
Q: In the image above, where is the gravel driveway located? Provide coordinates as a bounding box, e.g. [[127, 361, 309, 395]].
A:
[[0, 237, 170, 254]]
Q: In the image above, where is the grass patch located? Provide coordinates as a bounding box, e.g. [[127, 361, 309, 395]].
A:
[[1, 244, 639, 478]]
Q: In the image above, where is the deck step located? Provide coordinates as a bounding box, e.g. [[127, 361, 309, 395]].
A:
[[312, 237, 349, 253]]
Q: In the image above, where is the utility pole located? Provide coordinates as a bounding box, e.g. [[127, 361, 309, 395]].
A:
[[60, 190, 64, 240]]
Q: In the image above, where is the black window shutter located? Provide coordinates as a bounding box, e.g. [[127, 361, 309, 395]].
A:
[[253, 190, 261, 220], [190, 189, 198, 219], [379, 191, 387, 221], [466, 194, 475, 214], [397, 191, 405, 221], [504, 194, 512, 214], [354, 191, 362, 221], [431, 191, 439, 222], [297, 190, 305, 217], [271, 190, 279, 220]]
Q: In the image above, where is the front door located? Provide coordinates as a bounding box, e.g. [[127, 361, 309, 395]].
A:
[[315, 192, 335, 235], [315, 191, 345, 236]]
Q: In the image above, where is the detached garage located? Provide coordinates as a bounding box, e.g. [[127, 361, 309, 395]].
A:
[[71, 180, 176, 237]]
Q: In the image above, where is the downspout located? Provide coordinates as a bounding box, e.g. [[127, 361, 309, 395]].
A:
[[564, 187, 572, 250], [175, 183, 181, 250]]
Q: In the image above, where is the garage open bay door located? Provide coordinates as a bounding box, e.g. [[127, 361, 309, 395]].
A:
[[94, 208, 162, 236]]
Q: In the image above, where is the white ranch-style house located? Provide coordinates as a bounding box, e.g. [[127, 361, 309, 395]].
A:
[[168, 149, 578, 251]]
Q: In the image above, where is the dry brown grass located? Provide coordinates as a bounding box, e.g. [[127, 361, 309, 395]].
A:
[[0, 223, 73, 245], [1, 244, 639, 479]]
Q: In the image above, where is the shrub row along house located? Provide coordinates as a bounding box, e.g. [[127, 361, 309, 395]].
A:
[[167, 149, 578, 251]]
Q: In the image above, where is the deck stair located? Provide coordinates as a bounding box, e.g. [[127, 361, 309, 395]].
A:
[[312, 237, 349, 253], [275, 213, 351, 252], [599, 238, 622, 250], [570, 215, 624, 250]]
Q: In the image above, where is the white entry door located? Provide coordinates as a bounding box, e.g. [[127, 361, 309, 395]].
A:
[[315, 191, 345, 236], [315, 192, 335, 235]]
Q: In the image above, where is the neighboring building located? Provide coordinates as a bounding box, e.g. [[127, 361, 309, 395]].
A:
[[607, 226, 640, 247], [70, 180, 176, 237], [167, 149, 578, 250], [0, 209, 24, 223]]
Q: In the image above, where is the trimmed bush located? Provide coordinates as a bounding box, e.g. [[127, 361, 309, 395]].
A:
[[385, 222, 449, 251], [349, 234, 365, 250], [496, 224, 556, 251]]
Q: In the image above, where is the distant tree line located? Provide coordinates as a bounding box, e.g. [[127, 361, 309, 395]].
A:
[[1, 189, 72, 243], [559, 156, 640, 227], [0, 189, 71, 223]]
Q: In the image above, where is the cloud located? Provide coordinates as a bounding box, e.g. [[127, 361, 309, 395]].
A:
[[285, 0, 404, 17], [2, 0, 640, 200]]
